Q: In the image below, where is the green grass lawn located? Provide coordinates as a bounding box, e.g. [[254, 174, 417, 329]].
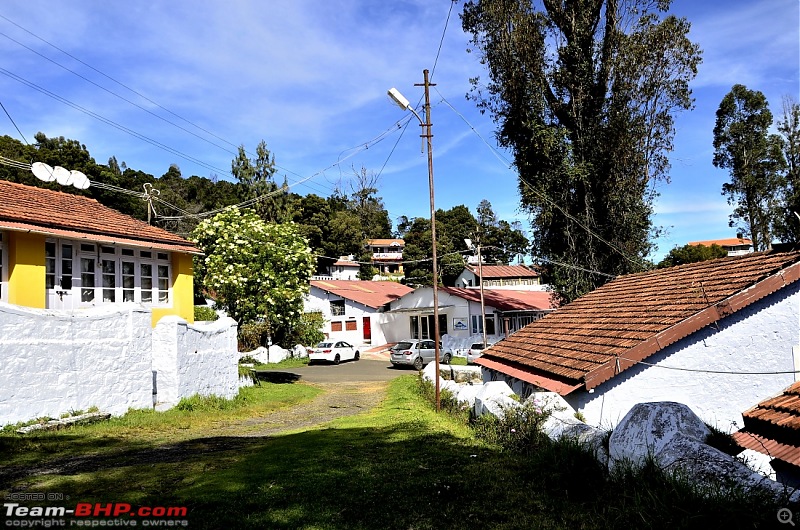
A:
[[1, 376, 790, 529]]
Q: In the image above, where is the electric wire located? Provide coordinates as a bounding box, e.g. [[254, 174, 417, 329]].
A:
[[616, 356, 800, 376], [435, 88, 651, 273], [0, 100, 29, 145]]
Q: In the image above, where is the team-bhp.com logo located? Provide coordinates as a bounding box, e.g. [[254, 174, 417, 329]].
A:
[[4, 502, 189, 527]]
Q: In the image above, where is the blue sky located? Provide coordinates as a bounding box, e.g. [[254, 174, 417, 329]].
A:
[[0, 0, 797, 263]]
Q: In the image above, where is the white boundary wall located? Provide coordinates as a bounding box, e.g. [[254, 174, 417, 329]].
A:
[[152, 316, 239, 407], [0, 304, 240, 426], [0, 303, 153, 424]]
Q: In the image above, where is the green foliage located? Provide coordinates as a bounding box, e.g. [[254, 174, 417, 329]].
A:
[[713, 84, 786, 251], [416, 376, 468, 418], [774, 96, 800, 243], [231, 140, 290, 223], [470, 397, 553, 453], [284, 311, 325, 347], [191, 207, 315, 347], [193, 305, 218, 321], [238, 320, 271, 352], [462, 0, 702, 302], [657, 243, 729, 268]]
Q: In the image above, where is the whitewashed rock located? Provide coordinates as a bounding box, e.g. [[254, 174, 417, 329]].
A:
[[422, 361, 438, 382], [455, 384, 483, 407], [473, 381, 517, 418], [250, 345, 290, 364], [659, 432, 800, 502], [609, 402, 711, 464], [293, 344, 309, 358], [441, 378, 460, 396]]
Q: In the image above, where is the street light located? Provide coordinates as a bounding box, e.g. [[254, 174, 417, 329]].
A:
[[465, 237, 487, 349], [388, 69, 442, 411]]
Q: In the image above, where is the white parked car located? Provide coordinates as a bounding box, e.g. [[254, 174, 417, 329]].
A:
[[307, 341, 360, 365], [467, 342, 493, 364]]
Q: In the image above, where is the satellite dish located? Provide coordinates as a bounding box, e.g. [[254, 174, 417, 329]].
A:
[[31, 162, 55, 182], [70, 170, 90, 189], [53, 166, 71, 185]]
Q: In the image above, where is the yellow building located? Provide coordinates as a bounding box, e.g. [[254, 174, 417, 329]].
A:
[[0, 180, 200, 326]]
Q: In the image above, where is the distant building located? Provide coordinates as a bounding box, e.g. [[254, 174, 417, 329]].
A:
[[366, 238, 404, 279], [455, 264, 542, 290], [688, 236, 753, 256], [326, 257, 360, 281]]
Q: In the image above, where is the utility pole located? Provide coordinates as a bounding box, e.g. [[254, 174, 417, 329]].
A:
[[416, 69, 441, 411]]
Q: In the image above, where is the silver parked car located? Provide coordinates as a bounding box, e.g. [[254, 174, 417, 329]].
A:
[[389, 339, 452, 370]]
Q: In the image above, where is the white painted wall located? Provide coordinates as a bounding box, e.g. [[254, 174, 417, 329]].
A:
[[0, 303, 240, 426], [304, 286, 386, 347], [0, 303, 153, 425], [565, 282, 800, 431], [152, 316, 239, 407]]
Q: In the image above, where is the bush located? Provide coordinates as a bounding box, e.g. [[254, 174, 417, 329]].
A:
[[416, 376, 468, 419], [283, 312, 325, 347], [471, 398, 553, 453], [238, 321, 271, 352], [194, 305, 219, 322]]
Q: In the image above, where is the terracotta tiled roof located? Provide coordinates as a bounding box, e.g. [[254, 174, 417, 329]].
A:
[[688, 237, 753, 247], [311, 280, 413, 309], [441, 287, 556, 312], [0, 180, 200, 254], [733, 382, 800, 467], [467, 264, 539, 278], [332, 260, 359, 267], [367, 238, 404, 247], [477, 251, 800, 394]]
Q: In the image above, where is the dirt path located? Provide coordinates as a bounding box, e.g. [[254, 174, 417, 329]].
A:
[[223, 380, 389, 436], [1, 381, 388, 485]]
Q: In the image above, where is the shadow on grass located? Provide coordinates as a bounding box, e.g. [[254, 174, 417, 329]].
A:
[[253, 371, 302, 384]]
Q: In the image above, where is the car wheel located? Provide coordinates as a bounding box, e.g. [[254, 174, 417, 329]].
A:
[[334, 354, 340, 365], [413, 356, 423, 371], [308, 360, 314, 366], [443, 353, 452, 364], [354, 351, 360, 361]]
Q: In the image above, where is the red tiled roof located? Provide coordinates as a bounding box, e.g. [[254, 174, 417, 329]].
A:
[[441, 287, 556, 312], [311, 280, 413, 309], [478, 251, 800, 395], [733, 382, 800, 466], [467, 264, 539, 278], [367, 238, 404, 247], [0, 180, 200, 254], [688, 237, 753, 247], [333, 260, 359, 267]]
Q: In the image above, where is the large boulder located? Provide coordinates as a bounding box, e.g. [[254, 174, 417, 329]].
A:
[[609, 402, 800, 502], [534, 392, 608, 464], [473, 381, 518, 418], [609, 402, 710, 464]]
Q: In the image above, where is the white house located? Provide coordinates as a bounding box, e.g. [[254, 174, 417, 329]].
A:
[[327, 257, 360, 280], [381, 286, 555, 347], [476, 251, 800, 432], [304, 280, 413, 347], [688, 236, 754, 256], [454, 264, 543, 290]]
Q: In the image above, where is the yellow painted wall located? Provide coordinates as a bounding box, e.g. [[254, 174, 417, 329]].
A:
[[7, 232, 46, 308], [151, 253, 194, 326]]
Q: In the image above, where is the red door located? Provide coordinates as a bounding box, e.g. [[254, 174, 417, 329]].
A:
[[363, 317, 372, 341]]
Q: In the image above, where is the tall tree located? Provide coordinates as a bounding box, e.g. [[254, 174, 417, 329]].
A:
[[462, 0, 701, 302], [712, 85, 786, 251], [656, 243, 728, 269], [774, 96, 800, 243], [231, 140, 289, 223], [475, 199, 529, 264]]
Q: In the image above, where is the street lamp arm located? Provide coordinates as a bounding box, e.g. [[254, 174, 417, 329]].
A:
[[387, 88, 424, 125]]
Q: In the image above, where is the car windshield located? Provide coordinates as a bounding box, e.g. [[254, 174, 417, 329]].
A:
[[315, 342, 333, 348], [392, 342, 414, 350]]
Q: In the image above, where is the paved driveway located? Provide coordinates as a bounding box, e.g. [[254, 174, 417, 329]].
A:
[[255, 358, 414, 384]]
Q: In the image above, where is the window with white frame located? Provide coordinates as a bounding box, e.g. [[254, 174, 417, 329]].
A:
[[44, 238, 171, 307], [471, 314, 496, 335]]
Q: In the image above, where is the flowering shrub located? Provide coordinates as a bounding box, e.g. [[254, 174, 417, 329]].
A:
[[191, 207, 315, 346]]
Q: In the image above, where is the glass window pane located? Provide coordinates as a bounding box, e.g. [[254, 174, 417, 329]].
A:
[[122, 262, 134, 275]]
